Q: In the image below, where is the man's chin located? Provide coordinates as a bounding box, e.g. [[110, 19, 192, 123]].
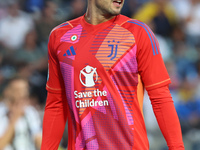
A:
[[110, 10, 121, 16], [103, 8, 121, 18]]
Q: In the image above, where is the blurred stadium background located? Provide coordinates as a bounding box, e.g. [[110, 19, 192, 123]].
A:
[[0, 0, 200, 149]]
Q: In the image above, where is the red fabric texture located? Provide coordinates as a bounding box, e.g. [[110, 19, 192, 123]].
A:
[[41, 92, 68, 150], [147, 85, 184, 149]]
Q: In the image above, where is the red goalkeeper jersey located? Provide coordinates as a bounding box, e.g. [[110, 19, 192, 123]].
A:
[[43, 14, 179, 150]]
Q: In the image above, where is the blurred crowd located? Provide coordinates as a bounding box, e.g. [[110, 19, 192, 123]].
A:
[[0, 0, 200, 149]]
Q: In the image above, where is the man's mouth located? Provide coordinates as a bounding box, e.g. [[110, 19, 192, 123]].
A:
[[113, 0, 123, 6]]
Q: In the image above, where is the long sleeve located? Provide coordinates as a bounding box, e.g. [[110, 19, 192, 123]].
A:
[[41, 91, 68, 150], [147, 85, 184, 149], [41, 21, 69, 150]]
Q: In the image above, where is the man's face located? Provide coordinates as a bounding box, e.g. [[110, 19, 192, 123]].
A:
[[95, 0, 125, 16]]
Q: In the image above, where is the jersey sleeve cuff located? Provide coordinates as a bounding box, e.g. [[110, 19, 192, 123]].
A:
[[145, 78, 171, 91], [46, 84, 65, 94]]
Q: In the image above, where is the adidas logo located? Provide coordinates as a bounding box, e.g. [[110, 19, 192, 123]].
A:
[[63, 46, 76, 56]]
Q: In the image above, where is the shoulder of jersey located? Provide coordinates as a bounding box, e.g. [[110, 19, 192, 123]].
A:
[[50, 14, 148, 34], [117, 14, 148, 32], [50, 16, 82, 34]]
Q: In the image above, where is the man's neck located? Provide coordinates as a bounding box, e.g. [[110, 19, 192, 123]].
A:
[[84, 4, 116, 25]]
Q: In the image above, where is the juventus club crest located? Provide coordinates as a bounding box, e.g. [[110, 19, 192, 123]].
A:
[[79, 65, 98, 87]]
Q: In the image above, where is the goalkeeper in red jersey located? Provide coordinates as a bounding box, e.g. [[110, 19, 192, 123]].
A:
[[41, 0, 185, 149]]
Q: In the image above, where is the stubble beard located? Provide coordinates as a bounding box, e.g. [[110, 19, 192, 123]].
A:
[[96, 2, 122, 18], [101, 7, 121, 19]]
